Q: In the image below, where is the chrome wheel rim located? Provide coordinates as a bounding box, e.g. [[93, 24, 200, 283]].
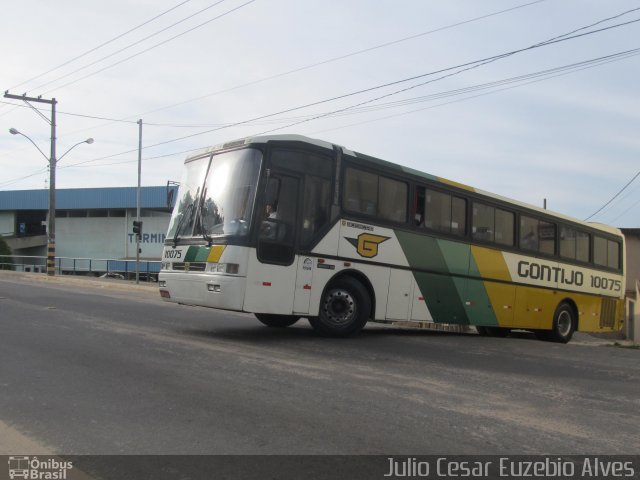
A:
[[557, 310, 573, 337], [322, 289, 356, 326]]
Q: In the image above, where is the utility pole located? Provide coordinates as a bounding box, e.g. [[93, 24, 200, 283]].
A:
[[136, 119, 142, 284], [4, 92, 57, 276]]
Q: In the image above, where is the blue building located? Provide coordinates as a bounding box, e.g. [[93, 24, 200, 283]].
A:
[[0, 186, 174, 270]]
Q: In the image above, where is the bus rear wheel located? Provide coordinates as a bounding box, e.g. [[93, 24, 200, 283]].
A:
[[309, 277, 371, 337], [477, 326, 510, 337], [255, 313, 300, 328], [547, 302, 576, 343]]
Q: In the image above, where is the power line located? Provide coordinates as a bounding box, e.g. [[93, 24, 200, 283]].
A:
[[8, 0, 193, 92], [60, 46, 640, 173], [40, 0, 257, 95], [133, 17, 640, 150], [27, 0, 547, 136], [78, 1, 638, 128], [57, 49, 626, 172], [584, 170, 640, 221], [0, 168, 49, 188], [311, 48, 640, 135], [29, 0, 229, 94], [127, 0, 549, 119], [6, 46, 640, 130], [610, 192, 640, 224], [4, 12, 639, 184]]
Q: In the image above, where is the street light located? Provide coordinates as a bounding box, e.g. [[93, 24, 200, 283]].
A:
[[58, 137, 95, 162], [9, 127, 94, 276]]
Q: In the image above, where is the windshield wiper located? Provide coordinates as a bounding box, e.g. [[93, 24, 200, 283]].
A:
[[195, 187, 214, 247], [172, 202, 195, 247], [199, 207, 214, 247]]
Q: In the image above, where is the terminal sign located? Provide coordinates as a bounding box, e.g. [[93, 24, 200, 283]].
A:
[[128, 233, 167, 244]]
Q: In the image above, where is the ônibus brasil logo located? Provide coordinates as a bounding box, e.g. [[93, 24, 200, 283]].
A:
[[345, 233, 390, 258], [7, 456, 73, 480]]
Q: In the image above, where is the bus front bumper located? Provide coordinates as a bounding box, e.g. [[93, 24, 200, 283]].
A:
[[158, 272, 246, 311]]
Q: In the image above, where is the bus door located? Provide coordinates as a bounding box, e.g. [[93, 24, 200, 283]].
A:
[[251, 174, 301, 314], [386, 269, 414, 320]]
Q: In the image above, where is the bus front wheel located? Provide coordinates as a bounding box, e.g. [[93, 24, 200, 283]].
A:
[[309, 277, 371, 337], [255, 313, 300, 328]]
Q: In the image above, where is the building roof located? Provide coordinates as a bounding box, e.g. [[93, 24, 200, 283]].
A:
[[0, 186, 174, 211]]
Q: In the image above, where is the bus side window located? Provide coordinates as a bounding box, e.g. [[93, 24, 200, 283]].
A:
[[415, 187, 426, 226], [520, 215, 555, 255]]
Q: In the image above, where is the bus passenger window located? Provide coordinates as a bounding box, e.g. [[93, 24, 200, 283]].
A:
[[593, 235, 619, 269], [472, 203, 494, 242], [560, 226, 577, 259], [576, 231, 590, 263], [608, 240, 620, 269], [560, 226, 589, 262], [451, 197, 466, 236], [343, 167, 407, 223], [379, 176, 407, 222], [419, 188, 466, 235], [425, 190, 451, 232], [344, 168, 377, 215], [415, 187, 426, 226], [494, 208, 514, 246], [539, 221, 556, 255], [594, 236, 607, 266], [520, 216, 555, 255]]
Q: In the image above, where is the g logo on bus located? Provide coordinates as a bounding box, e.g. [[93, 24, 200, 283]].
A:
[[346, 233, 390, 258]]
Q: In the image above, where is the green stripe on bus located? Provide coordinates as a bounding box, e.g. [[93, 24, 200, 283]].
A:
[[395, 231, 469, 324], [184, 247, 197, 262], [194, 247, 210, 262], [437, 239, 469, 276], [414, 272, 469, 324], [184, 246, 213, 262], [394, 230, 448, 272]]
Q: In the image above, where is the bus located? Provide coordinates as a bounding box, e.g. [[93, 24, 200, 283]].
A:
[[158, 134, 625, 342]]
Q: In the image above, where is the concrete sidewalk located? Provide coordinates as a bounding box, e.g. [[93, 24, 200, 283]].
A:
[[0, 270, 158, 293]]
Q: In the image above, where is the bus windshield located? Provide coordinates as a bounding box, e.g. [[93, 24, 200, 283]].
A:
[[167, 148, 262, 241]]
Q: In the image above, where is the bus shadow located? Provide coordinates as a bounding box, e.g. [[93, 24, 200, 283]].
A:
[[176, 323, 541, 349], [175, 321, 495, 346], [176, 323, 321, 345]]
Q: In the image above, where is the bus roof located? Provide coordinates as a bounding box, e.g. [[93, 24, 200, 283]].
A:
[[195, 134, 621, 237]]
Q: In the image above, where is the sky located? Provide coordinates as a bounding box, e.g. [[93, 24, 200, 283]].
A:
[[0, 0, 638, 227]]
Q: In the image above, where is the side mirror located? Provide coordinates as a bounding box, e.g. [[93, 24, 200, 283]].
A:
[[167, 181, 179, 208]]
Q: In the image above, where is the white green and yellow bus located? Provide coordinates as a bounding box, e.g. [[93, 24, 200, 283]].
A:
[[159, 135, 625, 342]]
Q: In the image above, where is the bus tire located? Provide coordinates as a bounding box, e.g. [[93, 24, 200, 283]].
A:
[[476, 326, 489, 336], [484, 326, 510, 337], [548, 302, 576, 343], [309, 277, 371, 337], [255, 313, 300, 328]]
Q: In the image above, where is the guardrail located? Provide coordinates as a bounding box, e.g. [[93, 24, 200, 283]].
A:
[[0, 254, 161, 282]]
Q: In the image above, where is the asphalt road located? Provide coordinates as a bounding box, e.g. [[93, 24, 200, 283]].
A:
[[0, 271, 638, 455]]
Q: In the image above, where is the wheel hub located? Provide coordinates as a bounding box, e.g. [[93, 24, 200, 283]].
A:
[[323, 289, 356, 326], [557, 310, 572, 337]]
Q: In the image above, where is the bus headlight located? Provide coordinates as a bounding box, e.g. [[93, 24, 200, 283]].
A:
[[209, 263, 240, 274], [225, 263, 239, 274]]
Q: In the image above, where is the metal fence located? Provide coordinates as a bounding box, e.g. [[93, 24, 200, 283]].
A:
[[0, 254, 161, 282]]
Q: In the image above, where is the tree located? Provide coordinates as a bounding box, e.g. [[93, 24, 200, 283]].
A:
[[0, 236, 13, 270]]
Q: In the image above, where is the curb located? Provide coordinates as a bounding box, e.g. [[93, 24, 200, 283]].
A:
[[0, 270, 158, 293]]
